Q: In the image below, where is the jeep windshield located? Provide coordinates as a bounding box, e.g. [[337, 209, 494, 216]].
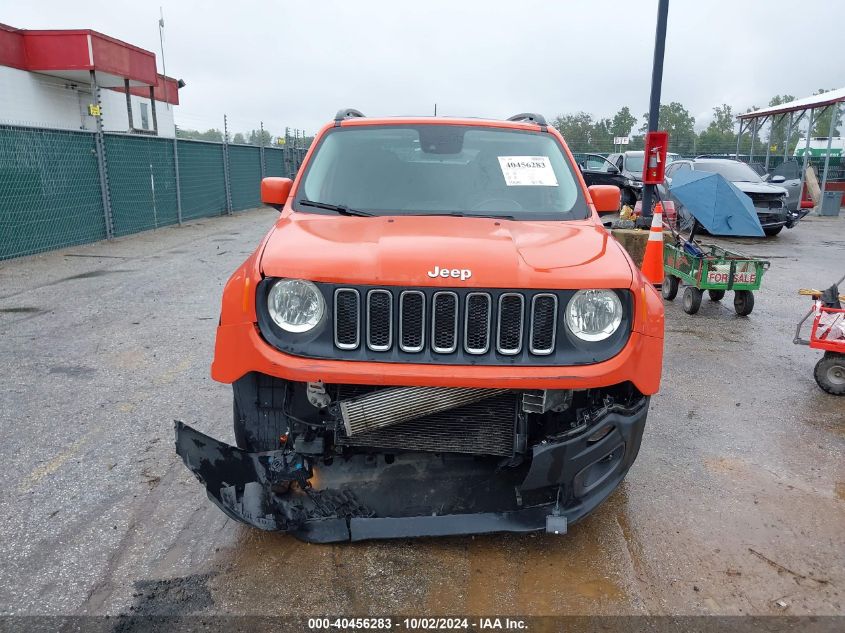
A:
[[294, 125, 588, 220]]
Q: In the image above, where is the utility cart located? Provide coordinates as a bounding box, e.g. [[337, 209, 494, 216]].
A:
[[794, 276, 845, 396], [662, 241, 770, 315]]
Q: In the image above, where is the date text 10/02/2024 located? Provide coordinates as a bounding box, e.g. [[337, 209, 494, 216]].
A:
[[307, 617, 528, 630]]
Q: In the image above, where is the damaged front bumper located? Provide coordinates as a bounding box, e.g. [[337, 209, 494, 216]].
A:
[[174, 396, 648, 543]]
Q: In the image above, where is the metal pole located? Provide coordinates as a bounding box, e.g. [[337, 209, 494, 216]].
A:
[[90, 70, 114, 240], [819, 103, 839, 200], [150, 163, 158, 229], [736, 119, 744, 158], [284, 127, 290, 178], [223, 114, 233, 214], [639, 0, 669, 218], [764, 116, 776, 171], [149, 86, 159, 135], [799, 108, 815, 209], [748, 118, 757, 164], [124, 78, 134, 132], [259, 121, 266, 179], [783, 112, 793, 162], [173, 125, 183, 226], [158, 9, 169, 113]]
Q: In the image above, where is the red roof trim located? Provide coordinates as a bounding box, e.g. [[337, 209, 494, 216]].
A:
[[0, 23, 26, 69], [0, 23, 177, 90], [109, 74, 180, 106]]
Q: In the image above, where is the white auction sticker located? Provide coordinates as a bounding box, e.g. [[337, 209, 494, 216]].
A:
[[497, 156, 559, 187]]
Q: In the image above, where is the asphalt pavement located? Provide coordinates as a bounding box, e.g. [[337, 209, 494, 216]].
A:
[[0, 208, 843, 617]]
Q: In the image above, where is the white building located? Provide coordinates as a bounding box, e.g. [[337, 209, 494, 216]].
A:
[[0, 23, 182, 137]]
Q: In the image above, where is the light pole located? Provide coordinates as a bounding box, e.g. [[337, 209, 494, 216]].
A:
[[640, 0, 670, 219], [158, 7, 169, 110]]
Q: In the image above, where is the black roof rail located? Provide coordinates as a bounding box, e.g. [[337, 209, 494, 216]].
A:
[[506, 112, 548, 129], [334, 108, 365, 125]]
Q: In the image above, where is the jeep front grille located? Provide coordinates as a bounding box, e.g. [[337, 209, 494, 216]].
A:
[[530, 294, 557, 354], [399, 291, 425, 352], [334, 289, 360, 349], [497, 293, 524, 354], [432, 291, 459, 353], [366, 290, 392, 351], [333, 287, 563, 358]]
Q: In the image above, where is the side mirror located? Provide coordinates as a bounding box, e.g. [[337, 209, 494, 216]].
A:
[[770, 175, 786, 183], [261, 177, 293, 210], [608, 166, 620, 175], [588, 185, 621, 213]]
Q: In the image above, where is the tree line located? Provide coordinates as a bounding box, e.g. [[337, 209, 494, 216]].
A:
[[553, 89, 841, 156], [176, 127, 313, 147]]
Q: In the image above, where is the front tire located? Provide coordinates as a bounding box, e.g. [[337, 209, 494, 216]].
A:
[[708, 289, 726, 301], [683, 287, 703, 314], [734, 290, 754, 316], [814, 353, 845, 396], [233, 398, 248, 449]]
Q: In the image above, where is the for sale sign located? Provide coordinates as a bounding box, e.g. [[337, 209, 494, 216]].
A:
[[706, 270, 757, 284]]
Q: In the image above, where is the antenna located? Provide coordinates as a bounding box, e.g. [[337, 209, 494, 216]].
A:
[[158, 7, 169, 110]]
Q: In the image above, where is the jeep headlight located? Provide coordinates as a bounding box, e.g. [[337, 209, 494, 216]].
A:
[[565, 290, 623, 342], [267, 279, 325, 333]]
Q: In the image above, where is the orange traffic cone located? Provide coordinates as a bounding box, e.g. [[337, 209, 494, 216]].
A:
[[640, 204, 664, 288]]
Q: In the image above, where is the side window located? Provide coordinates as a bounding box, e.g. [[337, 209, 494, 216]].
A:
[[665, 163, 679, 178], [615, 156, 624, 169], [140, 102, 150, 130], [676, 163, 691, 173], [583, 155, 610, 172]]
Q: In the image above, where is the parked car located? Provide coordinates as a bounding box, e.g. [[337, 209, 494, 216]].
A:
[[660, 158, 793, 236], [606, 151, 645, 205], [175, 109, 665, 543], [579, 153, 631, 209], [601, 150, 679, 206], [766, 159, 803, 212]]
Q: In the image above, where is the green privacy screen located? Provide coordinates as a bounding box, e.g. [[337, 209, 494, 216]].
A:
[[0, 125, 309, 260], [0, 126, 107, 259], [264, 147, 286, 177], [105, 134, 179, 237], [177, 139, 228, 220], [228, 144, 262, 211]]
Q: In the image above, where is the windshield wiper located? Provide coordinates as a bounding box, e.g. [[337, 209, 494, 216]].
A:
[[298, 199, 374, 217], [437, 211, 518, 220]]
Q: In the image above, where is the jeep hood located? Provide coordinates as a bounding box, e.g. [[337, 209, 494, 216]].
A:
[[259, 214, 634, 288]]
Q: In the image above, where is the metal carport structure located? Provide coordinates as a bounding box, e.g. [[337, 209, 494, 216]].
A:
[[736, 87, 845, 209]]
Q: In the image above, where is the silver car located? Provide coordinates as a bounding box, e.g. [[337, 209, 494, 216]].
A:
[[766, 160, 803, 212], [660, 158, 794, 237]]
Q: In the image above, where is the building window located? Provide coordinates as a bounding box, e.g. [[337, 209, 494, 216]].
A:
[[140, 102, 150, 130]]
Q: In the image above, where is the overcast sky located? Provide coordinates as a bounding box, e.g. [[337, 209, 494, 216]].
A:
[[5, 0, 844, 136]]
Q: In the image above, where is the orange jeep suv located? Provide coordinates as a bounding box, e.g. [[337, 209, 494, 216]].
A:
[[176, 110, 664, 542]]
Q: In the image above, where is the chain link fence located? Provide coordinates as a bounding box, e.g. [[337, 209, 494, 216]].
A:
[[569, 139, 843, 179], [0, 123, 309, 260], [0, 125, 108, 258]]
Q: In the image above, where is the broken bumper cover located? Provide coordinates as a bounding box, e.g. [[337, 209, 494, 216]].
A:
[[175, 399, 648, 542]]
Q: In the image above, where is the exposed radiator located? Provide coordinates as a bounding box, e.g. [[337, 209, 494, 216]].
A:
[[339, 386, 507, 436], [334, 388, 519, 456]]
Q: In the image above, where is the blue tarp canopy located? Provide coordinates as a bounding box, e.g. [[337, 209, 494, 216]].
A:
[[669, 170, 764, 237]]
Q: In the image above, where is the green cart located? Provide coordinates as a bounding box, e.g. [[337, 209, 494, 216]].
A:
[[662, 241, 770, 315]]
